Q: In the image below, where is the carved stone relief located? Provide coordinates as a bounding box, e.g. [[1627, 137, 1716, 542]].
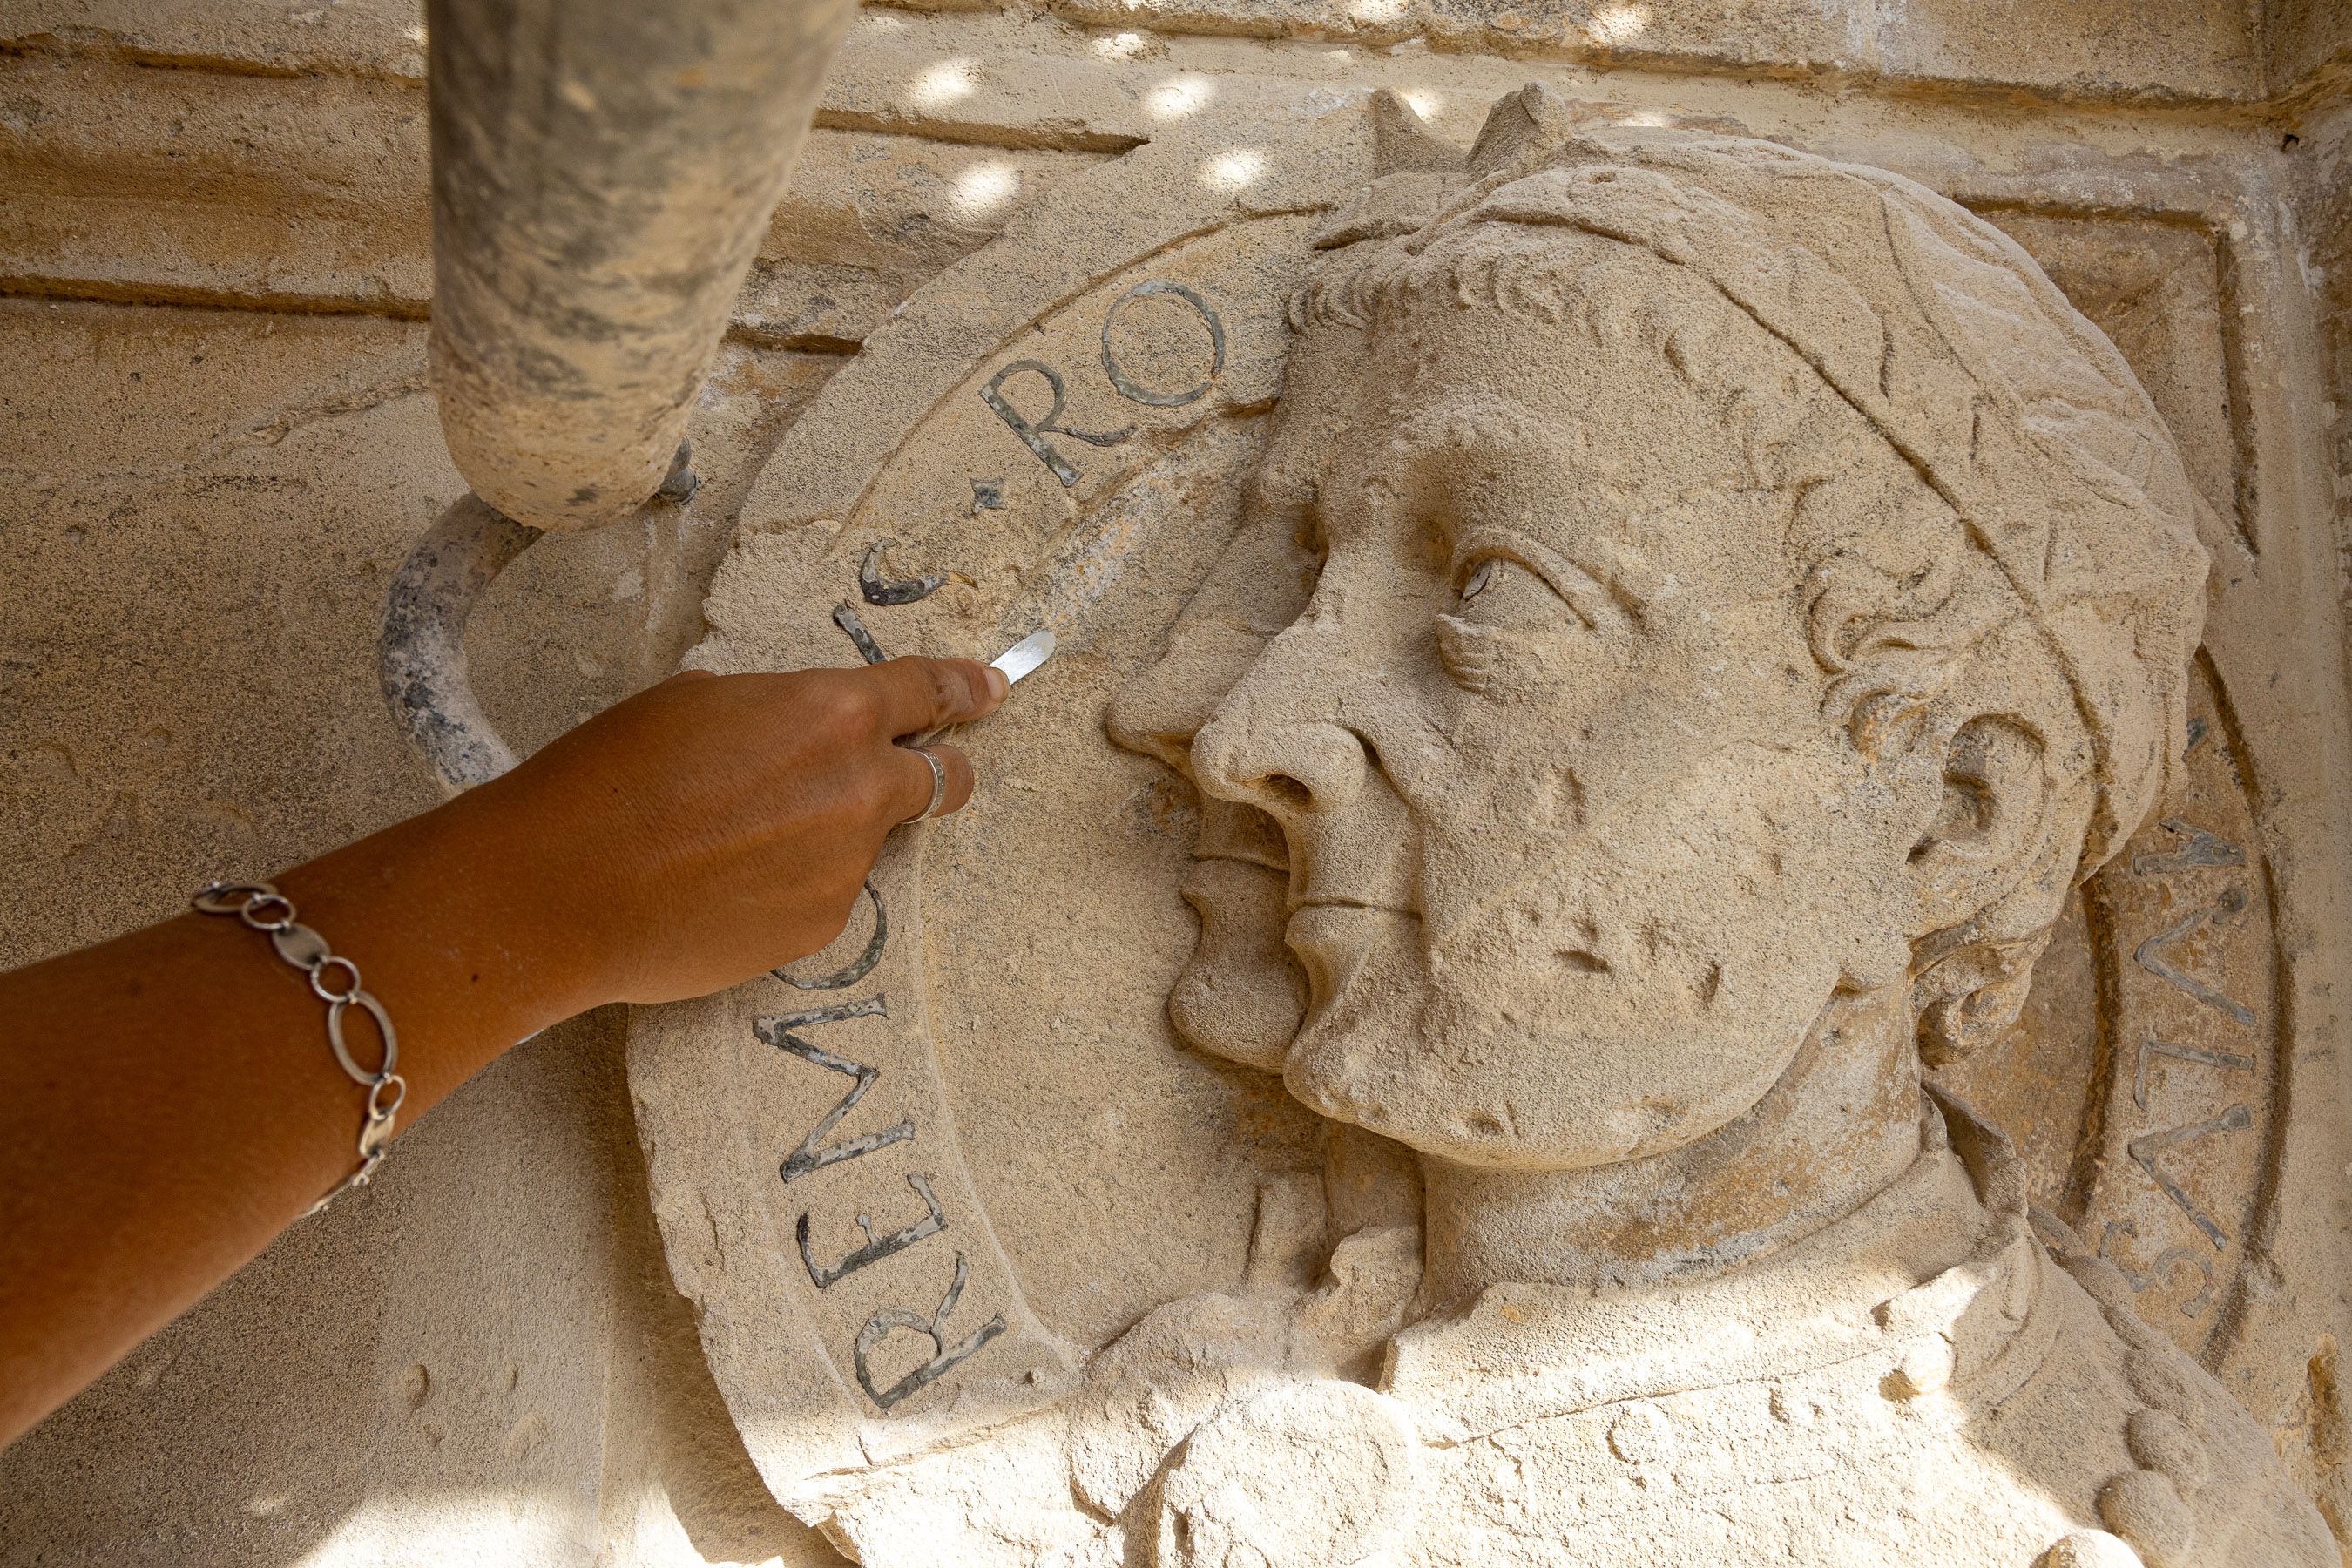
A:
[[628, 87, 2343, 1567]]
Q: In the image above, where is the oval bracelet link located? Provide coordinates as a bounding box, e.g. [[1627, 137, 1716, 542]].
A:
[[326, 992, 400, 1085], [193, 882, 272, 916], [269, 922, 332, 971], [192, 879, 402, 1213], [367, 1074, 409, 1123]]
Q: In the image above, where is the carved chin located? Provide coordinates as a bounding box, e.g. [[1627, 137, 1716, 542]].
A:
[[1281, 1030, 1402, 1136], [1263, 884, 1837, 1165], [1281, 952, 1830, 1168], [1283, 1016, 1800, 1170]]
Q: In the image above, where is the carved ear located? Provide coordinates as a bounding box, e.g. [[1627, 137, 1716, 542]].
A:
[[1905, 713, 2070, 1065], [1905, 714, 2051, 929]]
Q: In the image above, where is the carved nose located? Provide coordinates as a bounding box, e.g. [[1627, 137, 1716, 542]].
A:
[[1193, 683, 1367, 821], [1105, 646, 1200, 773]]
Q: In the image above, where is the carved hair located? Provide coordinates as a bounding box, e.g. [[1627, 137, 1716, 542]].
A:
[[1289, 92, 2213, 1062]]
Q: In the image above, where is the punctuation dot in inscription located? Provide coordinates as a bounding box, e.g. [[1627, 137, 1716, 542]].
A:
[[970, 479, 1004, 513]]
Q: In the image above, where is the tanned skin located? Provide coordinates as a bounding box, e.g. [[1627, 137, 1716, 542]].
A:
[[0, 657, 1006, 1448]]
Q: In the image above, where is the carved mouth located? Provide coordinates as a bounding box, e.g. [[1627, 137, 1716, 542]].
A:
[[1283, 900, 1421, 1017], [1294, 893, 1415, 916], [1191, 848, 1287, 875]]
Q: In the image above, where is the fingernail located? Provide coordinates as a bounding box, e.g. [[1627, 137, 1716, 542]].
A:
[[985, 667, 1010, 703]]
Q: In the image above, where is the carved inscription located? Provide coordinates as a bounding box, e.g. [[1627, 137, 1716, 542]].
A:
[[756, 995, 913, 1183], [980, 280, 1226, 484], [853, 1253, 1008, 1411], [1100, 280, 1227, 407], [2084, 768, 2275, 1351], [860, 537, 956, 606], [979, 361, 1133, 487], [799, 1173, 949, 1289], [2133, 1035, 2252, 1112], [757, 873, 1005, 1408], [2117, 827, 2258, 1260], [2131, 817, 2246, 876], [774, 879, 889, 992], [2129, 1105, 2253, 1250], [832, 602, 891, 665], [2133, 887, 2259, 1028], [2101, 1220, 2220, 1316], [755, 274, 1236, 1421]]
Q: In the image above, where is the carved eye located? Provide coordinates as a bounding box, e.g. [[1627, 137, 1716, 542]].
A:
[[1438, 557, 1560, 693], [1452, 553, 1568, 624]]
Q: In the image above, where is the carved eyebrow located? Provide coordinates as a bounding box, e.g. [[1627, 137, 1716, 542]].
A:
[[1395, 397, 1675, 622], [1457, 527, 1644, 630], [1571, 536, 1663, 620]]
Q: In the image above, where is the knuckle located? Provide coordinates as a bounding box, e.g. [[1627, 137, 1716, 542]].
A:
[[814, 677, 882, 735], [844, 751, 916, 827]]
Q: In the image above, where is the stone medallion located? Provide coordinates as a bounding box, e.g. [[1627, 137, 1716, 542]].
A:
[[627, 89, 2312, 1529]]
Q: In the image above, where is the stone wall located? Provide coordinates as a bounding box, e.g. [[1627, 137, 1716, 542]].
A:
[[0, 1, 2345, 1563]]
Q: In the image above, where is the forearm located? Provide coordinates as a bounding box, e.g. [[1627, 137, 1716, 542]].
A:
[[0, 782, 590, 1446], [0, 656, 1003, 1450]]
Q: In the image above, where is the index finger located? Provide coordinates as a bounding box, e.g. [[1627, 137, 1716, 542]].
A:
[[858, 656, 1008, 738]]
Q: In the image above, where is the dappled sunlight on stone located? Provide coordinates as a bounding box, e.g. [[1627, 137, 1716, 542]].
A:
[[1146, 73, 1216, 119], [292, 1492, 585, 1568], [1587, 2, 1651, 45], [1200, 147, 1268, 192], [950, 160, 1023, 220], [908, 57, 977, 111]]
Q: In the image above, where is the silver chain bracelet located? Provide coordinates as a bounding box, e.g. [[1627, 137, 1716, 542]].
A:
[[193, 880, 406, 1214]]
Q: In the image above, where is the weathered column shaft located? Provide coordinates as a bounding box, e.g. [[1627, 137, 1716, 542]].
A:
[[427, 0, 853, 531]]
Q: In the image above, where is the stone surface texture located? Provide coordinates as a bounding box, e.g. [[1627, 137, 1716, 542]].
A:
[[0, 0, 2348, 1565]]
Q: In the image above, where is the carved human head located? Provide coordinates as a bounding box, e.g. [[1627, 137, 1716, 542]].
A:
[[1113, 91, 2210, 1172]]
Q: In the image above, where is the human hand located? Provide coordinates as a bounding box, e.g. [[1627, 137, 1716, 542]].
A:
[[452, 657, 1006, 1008], [0, 659, 1010, 1447]]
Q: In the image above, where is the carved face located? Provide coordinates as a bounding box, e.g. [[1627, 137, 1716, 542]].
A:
[[1110, 328, 1361, 1072], [1127, 235, 1959, 1171]]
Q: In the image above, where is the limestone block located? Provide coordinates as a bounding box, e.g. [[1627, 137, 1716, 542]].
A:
[[767, 131, 1109, 275], [2263, 0, 2352, 99], [0, 0, 429, 82], [1035, 0, 1870, 75], [1026, 0, 2268, 99], [0, 55, 1096, 341], [816, 12, 1157, 149], [1876, 0, 2261, 101], [742, 132, 1110, 344], [0, 54, 433, 314]]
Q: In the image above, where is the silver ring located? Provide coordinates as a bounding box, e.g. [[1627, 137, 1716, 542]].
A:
[[902, 746, 948, 825]]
